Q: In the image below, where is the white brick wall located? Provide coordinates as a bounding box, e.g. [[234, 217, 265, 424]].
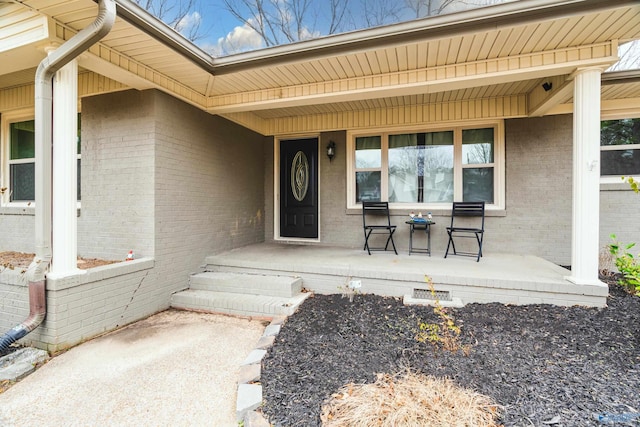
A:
[[0, 208, 35, 253], [0, 273, 29, 334]]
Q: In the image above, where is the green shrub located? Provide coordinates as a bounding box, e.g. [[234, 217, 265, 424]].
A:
[[609, 234, 640, 295]]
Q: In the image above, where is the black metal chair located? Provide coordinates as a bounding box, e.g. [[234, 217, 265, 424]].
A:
[[444, 201, 485, 262], [362, 201, 397, 255]]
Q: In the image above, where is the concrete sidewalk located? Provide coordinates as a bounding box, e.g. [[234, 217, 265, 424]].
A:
[[0, 310, 265, 426]]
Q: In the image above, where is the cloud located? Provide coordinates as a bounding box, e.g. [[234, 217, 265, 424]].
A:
[[208, 20, 265, 56], [175, 11, 202, 37], [298, 26, 321, 41]]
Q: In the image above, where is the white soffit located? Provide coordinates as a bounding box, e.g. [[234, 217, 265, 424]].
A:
[[0, 3, 48, 53]]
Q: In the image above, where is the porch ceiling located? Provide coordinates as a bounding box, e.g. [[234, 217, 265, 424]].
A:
[[2, 0, 640, 133]]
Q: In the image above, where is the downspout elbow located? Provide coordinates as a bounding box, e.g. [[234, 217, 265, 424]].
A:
[[0, 281, 46, 353]]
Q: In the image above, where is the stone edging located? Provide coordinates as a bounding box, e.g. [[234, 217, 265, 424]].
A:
[[236, 316, 286, 426]]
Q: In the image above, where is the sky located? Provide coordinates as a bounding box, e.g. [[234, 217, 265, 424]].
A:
[[163, 0, 514, 56]]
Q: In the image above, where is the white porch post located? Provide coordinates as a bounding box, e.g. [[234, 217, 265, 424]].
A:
[[569, 67, 602, 285], [49, 59, 81, 277]]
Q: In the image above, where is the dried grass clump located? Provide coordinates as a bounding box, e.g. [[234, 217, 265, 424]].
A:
[[321, 371, 500, 427]]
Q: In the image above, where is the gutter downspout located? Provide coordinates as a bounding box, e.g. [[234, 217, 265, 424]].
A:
[[0, 0, 116, 353]]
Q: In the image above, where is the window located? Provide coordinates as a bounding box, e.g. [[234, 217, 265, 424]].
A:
[[2, 113, 81, 204], [600, 117, 640, 178], [349, 122, 504, 209], [9, 120, 36, 201]]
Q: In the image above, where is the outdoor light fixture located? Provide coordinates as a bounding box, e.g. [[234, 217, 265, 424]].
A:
[[542, 82, 553, 92], [327, 141, 336, 161]]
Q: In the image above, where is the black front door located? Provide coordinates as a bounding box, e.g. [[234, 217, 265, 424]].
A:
[[280, 138, 318, 238]]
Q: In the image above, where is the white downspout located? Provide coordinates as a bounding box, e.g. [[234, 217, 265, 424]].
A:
[[31, 0, 116, 279], [0, 0, 116, 353]]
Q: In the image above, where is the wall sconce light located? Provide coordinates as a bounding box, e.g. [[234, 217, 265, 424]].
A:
[[327, 141, 336, 161], [542, 82, 553, 92]]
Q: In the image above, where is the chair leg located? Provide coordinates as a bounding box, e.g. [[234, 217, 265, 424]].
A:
[[364, 229, 373, 255], [388, 230, 397, 255], [444, 231, 452, 258], [445, 231, 457, 258], [475, 232, 484, 262]]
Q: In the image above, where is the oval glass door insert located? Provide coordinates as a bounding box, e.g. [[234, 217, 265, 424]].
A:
[[291, 151, 309, 202]]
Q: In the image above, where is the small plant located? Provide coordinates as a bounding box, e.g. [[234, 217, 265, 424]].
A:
[[609, 234, 640, 295], [415, 276, 470, 354], [622, 176, 639, 194], [337, 277, 361, 302]]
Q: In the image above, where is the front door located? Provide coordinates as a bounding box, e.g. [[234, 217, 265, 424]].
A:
[[280, 138, 318, 238]]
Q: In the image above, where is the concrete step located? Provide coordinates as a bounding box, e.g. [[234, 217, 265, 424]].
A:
[[170, 289, 311, 317], [190, 271, 302, 298]]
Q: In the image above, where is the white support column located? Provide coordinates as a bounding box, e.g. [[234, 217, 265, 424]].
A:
[[569, 67, 602, 285], [49, 59, 82, 277]]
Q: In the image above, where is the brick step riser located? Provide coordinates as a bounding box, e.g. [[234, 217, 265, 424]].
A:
[[170, 290, 310, 317], [189, 272, 302, 298]]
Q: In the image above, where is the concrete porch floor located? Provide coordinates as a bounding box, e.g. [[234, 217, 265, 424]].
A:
[[204, 243, 609, 307]]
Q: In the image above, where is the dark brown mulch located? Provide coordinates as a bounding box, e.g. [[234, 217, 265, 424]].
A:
[[261, 277, 640, 426]]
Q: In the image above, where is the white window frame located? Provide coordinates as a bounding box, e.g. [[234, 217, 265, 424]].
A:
[[1, 109, 81, 207], [347, 120, 505, 210], [600, 111, 640, 185], [1, 109, 34, 207]]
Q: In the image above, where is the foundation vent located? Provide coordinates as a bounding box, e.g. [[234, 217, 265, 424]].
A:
[[413, 288, 452, 302]]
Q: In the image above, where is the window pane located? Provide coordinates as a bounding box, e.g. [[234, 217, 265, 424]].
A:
[[601, 118, 640, 146], [355, 136, 381, 168], [601, 149, 640, 176], [388, 132, 453, 203], [462, 128, 494, 164], [356, 171, 381, 202], [10, 120, 35, 160], [77, 159, 82, 201], [10, 163, 35, 201], [423, 132, 454, 202], [463, 168, 494, 203], [77, 113, 82, 154], [389, 134, 419, 202]]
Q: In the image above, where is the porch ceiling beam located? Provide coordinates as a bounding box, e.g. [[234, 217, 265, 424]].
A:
[[206, 43, 617, 114], [548, 97, 640, 117], [219, 111, 270, 135], [259, 94, 528, 136], [528, 74, 575, 117]]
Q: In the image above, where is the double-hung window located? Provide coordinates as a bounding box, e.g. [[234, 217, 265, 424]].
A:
[[600, 117, 640, 180], [9, 120, 36, 202], [2, 113, 81, 204], [349, 121, 503, 209]]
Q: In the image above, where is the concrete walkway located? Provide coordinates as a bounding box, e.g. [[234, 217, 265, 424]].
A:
[[0, 310, 265, 426]]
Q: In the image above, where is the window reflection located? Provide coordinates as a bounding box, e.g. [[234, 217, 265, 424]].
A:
[[388, 131, 453, 203]]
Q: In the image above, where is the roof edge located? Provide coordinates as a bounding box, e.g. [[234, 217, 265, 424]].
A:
[[107, 0, 638, 76], [602, 69, 640, 85], [210, 0, 639, 74], [112, 0, 214, 71]]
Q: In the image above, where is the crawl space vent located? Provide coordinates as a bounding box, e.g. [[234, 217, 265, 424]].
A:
[[413, 288, 452, 302]]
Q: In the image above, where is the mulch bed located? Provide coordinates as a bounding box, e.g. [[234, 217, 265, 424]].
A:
[[261, 276, 640, 426]]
